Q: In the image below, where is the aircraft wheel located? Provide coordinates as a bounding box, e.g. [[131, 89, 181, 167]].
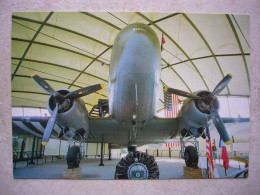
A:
[[66, 145, 81, 169], [115, 151, 159, 179], [184, 145, 198, 168]]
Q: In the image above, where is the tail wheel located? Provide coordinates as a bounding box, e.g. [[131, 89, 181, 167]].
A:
[[184, 145, 198, 168], [115, 151, 159, 179], [66, 145, 81, 169]]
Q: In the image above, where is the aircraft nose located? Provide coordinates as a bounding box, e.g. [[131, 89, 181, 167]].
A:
[[119, 29, 160, 73]]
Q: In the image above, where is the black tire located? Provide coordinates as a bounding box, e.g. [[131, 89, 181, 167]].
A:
[[66, 145, 81, 169], [127, 145, 137, 152], [184, 145, 198, 168], [114, 151, 159, 179]]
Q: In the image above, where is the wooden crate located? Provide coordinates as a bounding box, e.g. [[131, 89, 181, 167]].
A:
[[183, 166, 203, 179], [63, 167, 82, 179]]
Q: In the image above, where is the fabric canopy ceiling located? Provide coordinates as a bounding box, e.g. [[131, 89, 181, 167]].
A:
[[11, 12, 250, 113]]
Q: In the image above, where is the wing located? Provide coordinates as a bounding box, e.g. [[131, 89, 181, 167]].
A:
[[13, 115, 179, 146], [12, 116, 60, 138], [208, 117, 250, 127], [222, 117, 249, 123], [88, 117, 123, 143], [89, 117, 178, 145], [139, 117, 179, 141]]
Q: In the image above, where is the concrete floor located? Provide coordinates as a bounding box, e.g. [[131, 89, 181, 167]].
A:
[[13, 157, 245, 179]]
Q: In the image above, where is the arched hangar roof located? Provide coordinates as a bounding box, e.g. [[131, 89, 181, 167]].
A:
[[11, 12, 250, 112]]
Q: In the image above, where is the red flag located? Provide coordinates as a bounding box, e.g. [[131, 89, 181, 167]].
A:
[[161, 34, 166, 51], [206, 119, 214, 178], [220, 138, 229, 171], [162, 36, 166, 44]]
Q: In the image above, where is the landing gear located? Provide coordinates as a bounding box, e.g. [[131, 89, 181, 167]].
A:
[[67, 145, 81, 169], [66, 132, 85, 169], [184, 145, 198, 168], [180, 136, 199, 168], [115, 151, 159, 179]]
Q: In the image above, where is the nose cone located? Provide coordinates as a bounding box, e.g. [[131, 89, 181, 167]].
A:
[[118, 23, 159, 44], [117, 23, 161, 73]]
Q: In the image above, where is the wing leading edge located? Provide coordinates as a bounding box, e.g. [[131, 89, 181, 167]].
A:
[[89, 117, 178, 145]]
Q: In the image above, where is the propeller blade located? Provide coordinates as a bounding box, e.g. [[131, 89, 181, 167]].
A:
[[64, 84, 104, 99], [42, 103, 59, 145], [212, 73, 232, 95], [164, 86, 201, 99], [31, 74, 56, 95], [210, 108, 231, 145]]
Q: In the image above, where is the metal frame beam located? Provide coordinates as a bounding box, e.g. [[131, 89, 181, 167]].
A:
[[162, 53, 250, 69], [226, 14, 250, 88], [12, 74, 108, 99], [161, 58, 192, 93], [12, 12, 53, 81], [68, 12, 126, 89], [12, 20, 109, 63], [12, 96, 47, 104], [12, 38, 109, 63], [81, 12, 121, 30], [231, 15, 250, 48], [182, 13, 231, 94], [11, 57, 108, 83], [12, 90, 94, 107], [12, 105, 46, 109], [108, 12, 128, 25], [12, 15, 110, 47], [12, 90, 49, 96], [136, 12, 210, 91], [148, 13, 180, 25], [68, 46, 112, 89]]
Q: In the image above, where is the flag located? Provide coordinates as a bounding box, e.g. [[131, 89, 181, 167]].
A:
[[163, 89, 179, 118], [165, 143, 172, 148], [161, 34, 166, 51], [219, 137, 229, 171], [165, 142, 180, 148], [205, 119, 214, 178]]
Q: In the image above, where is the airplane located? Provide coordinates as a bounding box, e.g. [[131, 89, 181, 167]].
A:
[[12, 22, 246, 179]]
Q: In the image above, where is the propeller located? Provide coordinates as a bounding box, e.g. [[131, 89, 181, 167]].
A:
[[212, 73, 232, 95], [164, 73, 233, 144], [163, 86, 202, 99], [42, 103, 58, 145], [31, 74, 56, 95], [31, 74, 104, 145]]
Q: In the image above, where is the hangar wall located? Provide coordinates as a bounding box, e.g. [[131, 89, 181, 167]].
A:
[[44, 139, 110, 157]]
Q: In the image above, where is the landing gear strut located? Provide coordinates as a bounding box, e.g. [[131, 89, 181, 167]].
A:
[[114, 151, 159, 179], [180, 136, 199, 168]]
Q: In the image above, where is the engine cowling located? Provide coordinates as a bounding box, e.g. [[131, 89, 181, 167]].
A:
[[47, 89, 90, 138], [177, 91, 220, 137]]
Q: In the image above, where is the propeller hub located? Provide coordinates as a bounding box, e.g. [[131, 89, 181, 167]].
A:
[[48, 89, 74, 113], [53, 92, 65, 104], [195, 91, 219, 114]]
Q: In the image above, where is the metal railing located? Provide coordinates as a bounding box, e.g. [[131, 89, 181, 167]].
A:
[[146, 149, 182, 158], [13, 151, 30, 168], [13, 151, 65, 168], [145, 149, 249, 160]]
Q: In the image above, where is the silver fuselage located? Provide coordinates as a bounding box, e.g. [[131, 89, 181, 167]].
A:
[[108, 23, 161, 127]]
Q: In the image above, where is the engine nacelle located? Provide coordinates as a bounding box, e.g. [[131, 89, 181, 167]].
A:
[[177, 91, 220, 138], [47, 89, 90, 138]]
